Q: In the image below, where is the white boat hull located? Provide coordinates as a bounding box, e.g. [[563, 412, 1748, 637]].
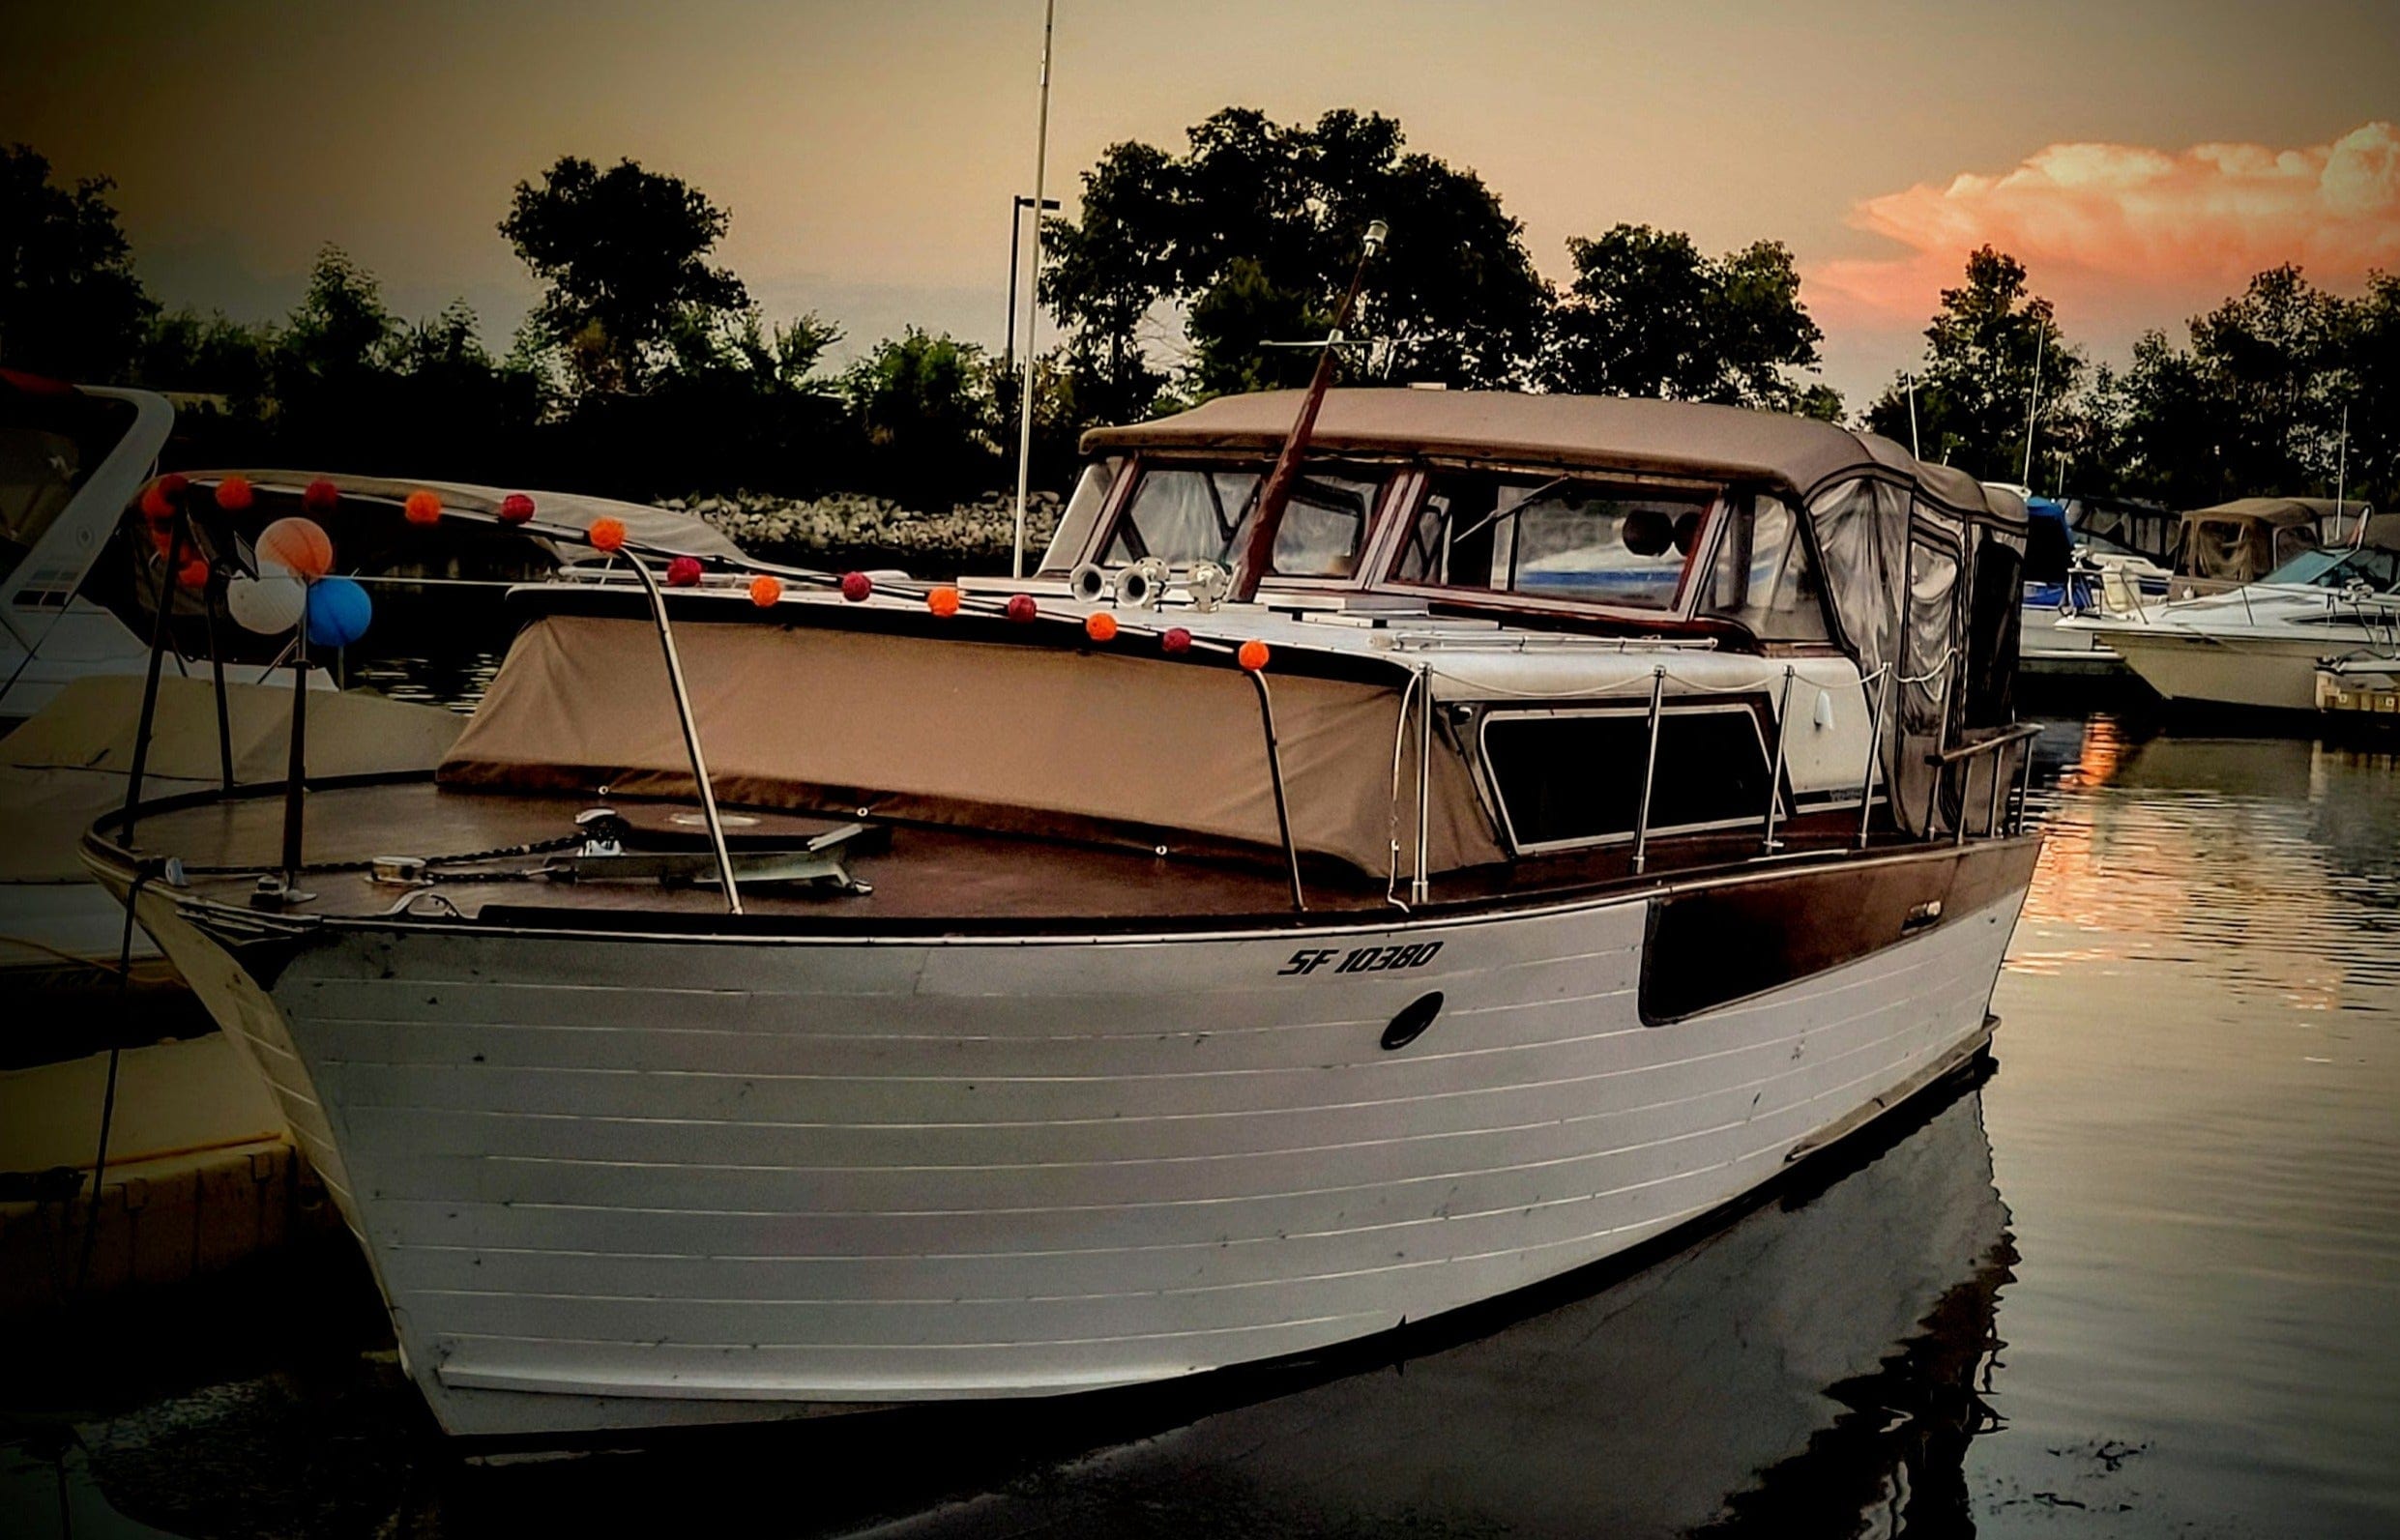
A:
[[132, 844, 2034, 1438], [2098, 628, 2338, 712]]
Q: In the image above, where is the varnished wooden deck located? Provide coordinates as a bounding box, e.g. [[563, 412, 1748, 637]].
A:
[[101, 778, 1919, 934]]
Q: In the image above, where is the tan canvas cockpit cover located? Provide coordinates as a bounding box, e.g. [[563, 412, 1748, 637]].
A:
[[439, 615, 1506, 877]]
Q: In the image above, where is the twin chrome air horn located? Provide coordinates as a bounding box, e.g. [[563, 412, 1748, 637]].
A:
[[1068, 558, 1233, 613]]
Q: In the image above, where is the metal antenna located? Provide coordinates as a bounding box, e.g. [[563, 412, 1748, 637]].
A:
[[2021, 324, 2044, 484]]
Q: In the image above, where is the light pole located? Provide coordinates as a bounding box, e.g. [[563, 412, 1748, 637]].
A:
[[1010, 0, 1057, 581], [1005, 193, 1061, 375]]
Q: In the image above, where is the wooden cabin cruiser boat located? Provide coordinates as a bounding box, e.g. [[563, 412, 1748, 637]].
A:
[[85, 389, 2043, 1438], [0, 373, 739, 726], [2065, 529, 2399, 712]]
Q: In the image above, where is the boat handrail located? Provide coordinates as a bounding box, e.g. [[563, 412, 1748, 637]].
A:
[[1926, 720, 2042, 767], [1925, 720, 2042, 847]]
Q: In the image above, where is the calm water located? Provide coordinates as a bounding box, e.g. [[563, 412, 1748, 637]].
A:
[[4, 707, 2395, 1537]]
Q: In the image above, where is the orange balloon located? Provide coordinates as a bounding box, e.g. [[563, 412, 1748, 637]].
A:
[[1084, 611, 1119, 642], [1238, 639, 1271, 672], [403, 489, 443, 525], [587, 517, 628, 553], [748, 574, 783, 607], [256, 516, 334, 580], [927, 585, 963, 617]]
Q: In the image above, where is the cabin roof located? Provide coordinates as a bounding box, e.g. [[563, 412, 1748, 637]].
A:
[[1082, 389, 2021, 522], [2180, 497, 2335, 529]]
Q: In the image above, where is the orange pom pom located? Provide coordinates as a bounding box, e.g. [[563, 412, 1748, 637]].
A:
[[213, 474, 254, 511], [139, 482, 175, 522], [403, 489, 442, 526], [748, 574, 783, 607], [927, 585, 963, 617], [587, 517, 627, 553], [1238, 639, 1271, 672], [1084, 611, 1119, 642], [302, 479, 339, 515], [176, 556, 211, 590]]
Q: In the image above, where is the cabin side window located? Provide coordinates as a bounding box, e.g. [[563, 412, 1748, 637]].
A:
[[1479, 707, 1772, 852], [1098, 461, 1382, 577], [1690, 494, 1830, 641], [1390, 472, 1712, 610]]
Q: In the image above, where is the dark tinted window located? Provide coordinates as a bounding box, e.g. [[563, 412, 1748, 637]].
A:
[[1483, 709, 1771, 849]]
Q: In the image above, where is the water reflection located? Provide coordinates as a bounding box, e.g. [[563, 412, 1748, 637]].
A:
[[1983, 712, 2400, 1534], [7, 1079, 2013, 1538]]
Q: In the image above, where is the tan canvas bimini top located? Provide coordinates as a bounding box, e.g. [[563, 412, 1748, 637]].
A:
[[1082, 389, 2022, 520], [440, 614, 1505, 878]]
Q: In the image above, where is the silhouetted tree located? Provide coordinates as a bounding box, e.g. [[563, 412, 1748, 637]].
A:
[[2087, 264, 2386, 506], [1865, 247, 2082, 479], [500, 156, 749, 393], [1541, 225, 1831, 413], [842, 329, 1000, 506], [1043, 107, 1548, 411], [0, 143, 157, 382]]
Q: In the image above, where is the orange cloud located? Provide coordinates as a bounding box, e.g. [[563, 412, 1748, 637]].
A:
[[1809, 121, 2400, 332]]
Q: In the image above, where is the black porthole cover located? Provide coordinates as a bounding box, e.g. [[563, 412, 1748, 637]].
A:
[[1382, 992, 1445, 1051]]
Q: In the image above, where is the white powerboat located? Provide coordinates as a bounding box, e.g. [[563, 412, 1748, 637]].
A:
[[88, 388, 2042, 1438], [2065, 537, 2400, 712], [1, 375, 743, 728]]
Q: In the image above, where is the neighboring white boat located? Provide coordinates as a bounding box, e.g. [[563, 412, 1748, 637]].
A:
[[0, 375, 743, 727], [2065, 538, 2400, 712], [86, 389, 2043, 1438], [1993, 488, 2171, 678]]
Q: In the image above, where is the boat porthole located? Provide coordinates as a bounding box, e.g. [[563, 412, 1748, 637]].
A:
[[1382, 992, 1444, 1052]]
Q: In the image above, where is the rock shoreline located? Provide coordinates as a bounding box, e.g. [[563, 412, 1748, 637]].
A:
[[668, 489, 1065, 578]]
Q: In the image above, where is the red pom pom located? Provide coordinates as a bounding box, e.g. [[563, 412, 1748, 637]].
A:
[[839, 571, 872, 602], [402, 489, 442, 526], [149, 526, 178, 559], [158, 472, 190, 502], [176, 556, 211, 590], [497, 492, 536, 524], [213, 474, 253, 512], [1005, 594, 1038, 624], [302, 479, 339, 515], [587, 517, 627, 553], [1161, 626, 1192, 654], [139, 482, 175, 522], [665, 556, 703, 588]]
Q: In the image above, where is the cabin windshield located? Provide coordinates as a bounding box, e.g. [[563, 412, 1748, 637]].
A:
[[2263, 545, 2400, 593], [1098, 459, 1385, 578], [0, 392, 137, 586], [1389, 471, 1712, 611]]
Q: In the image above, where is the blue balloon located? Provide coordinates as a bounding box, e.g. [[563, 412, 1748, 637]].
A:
[[305, 574, 372, 648]]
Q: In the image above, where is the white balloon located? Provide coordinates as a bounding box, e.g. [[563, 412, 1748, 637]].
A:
[[226, 568, 307, 634]]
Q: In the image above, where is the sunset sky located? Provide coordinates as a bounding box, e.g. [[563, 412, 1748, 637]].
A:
[[5, 0, 2394, 408]]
